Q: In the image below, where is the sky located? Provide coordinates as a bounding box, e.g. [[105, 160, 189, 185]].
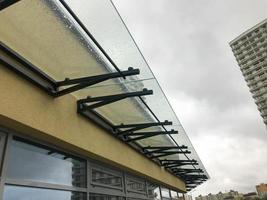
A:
[[111, 0, 267, 197]]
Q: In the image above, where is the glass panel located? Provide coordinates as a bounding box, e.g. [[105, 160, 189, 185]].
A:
[[161, 188, 170, 200], [92, 168, 123, 188], [6, 137, 86, 187], [64, 0, 154, 81], [0, 0, 120, 82], [166, 125, 209, 177], [170, 191, 179, 200], [0, 132, 6, 175], [90, 193, 124, 200], [126, 175, 146, 194], [148, 183, 161, 200], [3, 186, 87, 200]]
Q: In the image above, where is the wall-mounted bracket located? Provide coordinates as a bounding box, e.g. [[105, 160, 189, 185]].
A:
[[54, 67, 140, 97], [124, 130, 178, 142], [149, 150, 191, 159], [113, 120, 172, 135], [77, 88, 152, 110], [143, 146, 188, 154]]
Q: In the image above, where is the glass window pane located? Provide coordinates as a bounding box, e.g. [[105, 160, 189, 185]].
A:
[[126, 175, 146, 194], [0, 132, 6, 175], [161, 187, 170, 199], [90, 193, 124, 200], [148, 183, 161, 200], [171, 191, 178, 200], [6, 137, 86, 188], [3, 186, 86, 200], [92, 168, 123, 188]]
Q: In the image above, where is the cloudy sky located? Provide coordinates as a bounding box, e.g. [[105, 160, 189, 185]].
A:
[[112, 0, 267, 196]]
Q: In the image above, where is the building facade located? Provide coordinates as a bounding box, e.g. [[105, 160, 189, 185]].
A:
[[196, 190, 243, 200], [256, 183, 267, 198], [196, 191, 260, 200], [230, 19, 267, 125], [0, 0, 208, 199]]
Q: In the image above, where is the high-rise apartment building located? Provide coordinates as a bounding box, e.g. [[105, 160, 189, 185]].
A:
[[256, 183, 267, 197], [230, 19, 267, 125]]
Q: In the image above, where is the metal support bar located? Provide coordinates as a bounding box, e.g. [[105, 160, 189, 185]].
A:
[[54, 67, 140, 97], [185, 181, 204, 185], [162, 159, 199, 168], [0, 42, 57, 94], [124, 130, 178, 142], [0, 0, 21, 10], [166, 163, 199, 169], [149, 150, 191, 159], [181, 175, 208, 180], [174, 170, 204, 175], [174, 169, 203, 173], [0, 42, 139, 98], [162, 159, 197, 163], [78, 88, 152, 110], [114, 120, 172, 135], [143, 146, 188, 154]]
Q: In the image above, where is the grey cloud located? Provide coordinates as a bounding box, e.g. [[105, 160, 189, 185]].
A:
[[112, 0, 267, 197]]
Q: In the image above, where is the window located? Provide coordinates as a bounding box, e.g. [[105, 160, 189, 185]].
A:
[[6, 137, 87, 188], [91, 165, 123, 189], [0, 129, 184, 200], [160, 187, 171, 200], [148, 183, 161, 200], [90, 193, 124, 200], [0, 132, 6, 175], [170, 190, 179, 200], [2, 136, 87, 200], [3, 186, 86, 200], [126, 175, 146, 194]]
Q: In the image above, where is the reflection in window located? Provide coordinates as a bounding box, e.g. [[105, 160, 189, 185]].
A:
[[6, 137, 86, 187], [92, 168, 123, 188], [126, 176, 146, 193], [148, 183, 161, 200], [3, 186, 86, 200], [170, 190, 178, 200], [0, 132, 6, 175], [161, 187, 171, 200], [90, 193, 124, 200]]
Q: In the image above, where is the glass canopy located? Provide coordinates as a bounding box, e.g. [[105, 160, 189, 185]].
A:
[[0, 0, 209, 190]]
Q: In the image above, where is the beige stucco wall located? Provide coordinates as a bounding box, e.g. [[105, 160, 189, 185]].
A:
[[0, 63, 186, 192]]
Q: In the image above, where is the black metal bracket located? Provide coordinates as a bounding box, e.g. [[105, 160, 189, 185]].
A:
[[54, 67, 140, 97], [181, 174, 208, 181], [0, 0, 20, 10], [161, 159, 198, 168], [150, 151, 191, 159], [124, 130, 178, 142], [0, 42, 139, 98], [77, 88, 152, 110], [113, 120, 172, 135], [173, 168, 204, 175], [143, 146, 188, 154]]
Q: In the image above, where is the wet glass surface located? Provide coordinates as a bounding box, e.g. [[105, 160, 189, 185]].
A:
[[92, 168, 123, 188]]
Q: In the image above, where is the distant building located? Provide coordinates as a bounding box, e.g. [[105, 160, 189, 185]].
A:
[[242, 192, 259, 200], [230, 18, 267, 126], [196, 190, 243, 200], [256, 183, 267, 198]]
